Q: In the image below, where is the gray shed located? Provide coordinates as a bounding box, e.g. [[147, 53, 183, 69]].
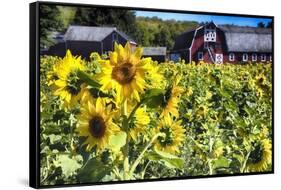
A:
[[44, 25, 137, 59], [142, 47, 167, 63]]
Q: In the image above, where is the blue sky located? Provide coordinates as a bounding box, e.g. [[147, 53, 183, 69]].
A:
[[135, 11, 272, 27]]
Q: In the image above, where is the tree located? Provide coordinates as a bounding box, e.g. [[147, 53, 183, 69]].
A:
[[72, 8, 137, 37], [257, 22, 265, 28], [266, 21, 273, 28], [153, 25, 173, 49], [71, 7, 91, 26], [134, 17, 198, 50], [40, 5, 63, 48], [134, 23, 153, 46]]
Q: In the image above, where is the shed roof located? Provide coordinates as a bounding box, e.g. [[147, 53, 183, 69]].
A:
[[218, 25, 271, 34], [142, 47, 167, 56], [64, 25, 136, 43], [218, 25, 272, 52]]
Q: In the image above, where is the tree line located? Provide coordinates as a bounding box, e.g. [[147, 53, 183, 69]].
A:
[[40, 5, 198, 50]]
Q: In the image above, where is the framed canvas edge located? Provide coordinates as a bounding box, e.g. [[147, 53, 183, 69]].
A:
[[30, 1, 41, 189], [29, 1, 275, 189]]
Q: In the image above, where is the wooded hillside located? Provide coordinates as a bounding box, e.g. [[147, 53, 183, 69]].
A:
[[40, 5, 199, 50]]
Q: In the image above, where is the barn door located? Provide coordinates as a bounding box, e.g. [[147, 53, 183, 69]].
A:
[[215, 54, 223, 64]]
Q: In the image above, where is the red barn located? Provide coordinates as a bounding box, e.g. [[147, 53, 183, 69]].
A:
[[171, 22, 272, 64]]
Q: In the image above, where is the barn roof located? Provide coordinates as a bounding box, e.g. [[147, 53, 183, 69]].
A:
[[64, 25, 136, 43], [218, 25, 272, 52], [142, 47, 167, 56], [173, 29, 196, 50]]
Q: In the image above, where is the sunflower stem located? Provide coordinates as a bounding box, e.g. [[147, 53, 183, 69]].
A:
[[122, 99, 147, 180], [129, 132, 165, 177], [113, 166, 123, 180], [80, 154, 91, 170], [189, 136, 205, 152], [207, 158, 213, 175], [241, 151, 251, 173], [208, 137, 214, 175], [127, 100, 144, 123], [77, 70, 101, 88], [122, 99, 130, 180], [141, 160, 151, 179], [121, 99, 145, 180]]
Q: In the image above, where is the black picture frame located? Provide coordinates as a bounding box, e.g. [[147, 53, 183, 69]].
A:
[[30, 1, 274, 188]]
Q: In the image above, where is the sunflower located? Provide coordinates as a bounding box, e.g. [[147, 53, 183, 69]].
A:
[[212, 140, 224, 158], [146, 61, 164, 89], [248, 78, 256, 89], [255, 74, 267, 86], [186, 87, 193, 97], [155, 115, 185, 154], [79, 84, 114, 106], [129, 107, 150, 142], [256, 88, 264, 98], [205, 90, 212, 99], [90, 52, 101, 61], [76, 98, 120, 152], [195, 105, 209, 118], [160, 77, 184, 118], [97, 42, 151, 104], [53, 50, 86, 108], [46, 59, 60, 86], [79, 85, 95, 104], [246, 139, 272, 172]]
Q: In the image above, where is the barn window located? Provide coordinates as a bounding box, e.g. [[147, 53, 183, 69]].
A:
[[252, 53, 258, 61], [261, 54, 266, 62], [204, 29, 216, 42], [198, 52, 203, 61], [242, 53, 248, 62], [229, 53, 235, 61], [252, 53, 257, 62]]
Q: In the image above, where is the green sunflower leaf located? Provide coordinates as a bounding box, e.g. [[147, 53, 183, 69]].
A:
[[145, 149, 184, 169], [142, 88, 165, 108], [109, 131, 127, 152], [77, 157, 111, 183], [77, 70, 101, 88], [212, 157, 230, 169], [45, 134, 62, 144], [53, 154, 83, 178]]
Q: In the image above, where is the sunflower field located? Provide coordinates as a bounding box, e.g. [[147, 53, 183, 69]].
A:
[[39, 43, 272, 186]]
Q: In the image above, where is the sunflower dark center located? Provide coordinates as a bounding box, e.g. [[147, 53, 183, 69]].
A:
[[51, 74, 59, 81], [258, 77, 264, 84], [88, 116, 106, 138], [112, 63, 136, 85], [248, 143, 263, 164], [66, 71, 82, 95], [157, 126, 174, 147]]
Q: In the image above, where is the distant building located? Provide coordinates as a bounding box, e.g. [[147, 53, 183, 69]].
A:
[[171, 22, 272, 63], [142, 47, 167, 63], [44, 25, 137, 58]]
